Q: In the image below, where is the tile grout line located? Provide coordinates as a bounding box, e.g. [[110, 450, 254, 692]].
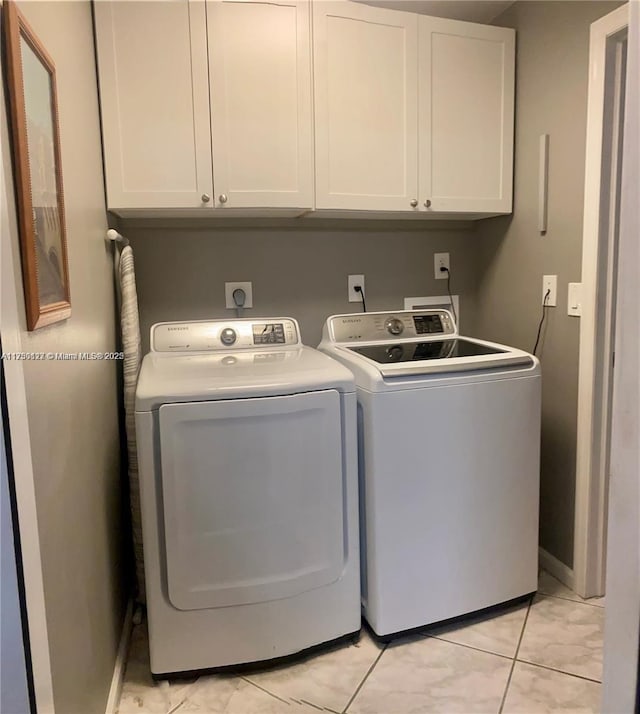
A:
[[498, 595, 533, 714], [539, 591, 605, 609], [166, 678, 202, 714], [341, 643, 388, 714], [515, 658, 602, 684], [168, 697, 190, 714], [241, 677, 292, 705], [425, 634, 514, 661]]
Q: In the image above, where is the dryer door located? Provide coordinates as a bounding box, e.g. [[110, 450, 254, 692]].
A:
[[158, 390, 346, 610]]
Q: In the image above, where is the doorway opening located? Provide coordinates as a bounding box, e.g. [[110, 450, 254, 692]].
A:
[[574, 5, 629, 599]]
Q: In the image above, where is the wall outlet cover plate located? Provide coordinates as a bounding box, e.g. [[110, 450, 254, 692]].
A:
[[348, 274, 365, 303], [434, 253, 450, 280], [225, 281, 253, 308], [542, 274, 557, 306]]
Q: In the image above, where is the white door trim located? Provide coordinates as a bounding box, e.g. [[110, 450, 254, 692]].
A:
[[601, 1, 639, 707], [574, 3, 629, 599], [0, 47, 55, 714]]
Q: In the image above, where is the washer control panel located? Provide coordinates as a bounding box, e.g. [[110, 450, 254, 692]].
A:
[[151, 318, 300, 352], [328, 310, 456, 343], [413, 314, 446, 335]]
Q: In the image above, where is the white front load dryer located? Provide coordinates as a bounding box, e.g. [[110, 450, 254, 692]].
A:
[[135, 317, 360, 676]]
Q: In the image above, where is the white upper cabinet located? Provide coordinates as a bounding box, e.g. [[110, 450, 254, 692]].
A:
[[95, 0, 515, 218], [418, 17, 515, 214], [313, 2, 419, 211], [207, 0, 314, 209], [94, 1, 213, 210]]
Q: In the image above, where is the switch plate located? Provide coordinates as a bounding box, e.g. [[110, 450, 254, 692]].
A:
[[348, 275, 365, 303], [434, 253, 450, 280], [568, 282, 582, 316], [542, 275, 557, 306], [225, 281, 253, 308]]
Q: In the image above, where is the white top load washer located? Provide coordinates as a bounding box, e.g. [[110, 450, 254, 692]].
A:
[[136, 317, 360, 675], [319, 310, 541, 638]]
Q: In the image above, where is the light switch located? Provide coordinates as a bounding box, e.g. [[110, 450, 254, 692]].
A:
[[568, 282, 582, 317]]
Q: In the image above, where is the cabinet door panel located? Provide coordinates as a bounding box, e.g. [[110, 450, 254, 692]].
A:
[[207, 0, 313, 208], [314, 2, 418, 211], [419, 18, 514, 213], [94, 1, 213, 210]]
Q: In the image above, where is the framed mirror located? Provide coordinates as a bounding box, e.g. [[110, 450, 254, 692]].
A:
[[3, 1, 71, 330]]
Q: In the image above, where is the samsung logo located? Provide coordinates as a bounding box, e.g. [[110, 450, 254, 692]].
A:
[[341, 318, 362, 324], [167, 326, 189, 332]]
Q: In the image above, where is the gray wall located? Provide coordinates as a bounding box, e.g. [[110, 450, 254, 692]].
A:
[[475, 0, 623, 567], [2, 3, 126, 713], [123, 220, 480, 353], [125, 0, 621, 575]]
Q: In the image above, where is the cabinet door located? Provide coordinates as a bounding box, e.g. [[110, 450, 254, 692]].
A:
[[94, 1, 213, 210], [207, 0, 313, 209], [313, 2, 419, 211], [418, 17, 515, 214]]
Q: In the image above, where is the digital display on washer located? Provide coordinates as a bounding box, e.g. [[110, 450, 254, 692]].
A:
[[413, 315, 444, 334], [253, 323, 285, 345], [348, 339, 506, 364]]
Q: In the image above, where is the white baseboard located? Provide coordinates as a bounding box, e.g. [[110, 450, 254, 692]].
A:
[[104, 598, 134, 714], [539, 547, 575, 591]]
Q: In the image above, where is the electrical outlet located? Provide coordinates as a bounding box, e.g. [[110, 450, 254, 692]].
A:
[[434, 253, 450, 280], [542, 275, 557, 307], [225, 281, 253, 308], [348, 274, 365, 303]]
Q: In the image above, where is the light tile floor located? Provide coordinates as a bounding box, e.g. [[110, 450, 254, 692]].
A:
[[117, 572, 605, 714]]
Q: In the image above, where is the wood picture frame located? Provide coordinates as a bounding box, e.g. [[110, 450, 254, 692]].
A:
[[3, 0, 71, 330]]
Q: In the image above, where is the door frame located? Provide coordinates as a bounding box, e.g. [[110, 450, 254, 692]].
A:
[[574, 3, 629, 599], [601, 1, 639, 707]]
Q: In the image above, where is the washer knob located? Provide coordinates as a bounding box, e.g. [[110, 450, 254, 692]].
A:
[[385, 317, 404, 335], [220, 327, 237, 346]]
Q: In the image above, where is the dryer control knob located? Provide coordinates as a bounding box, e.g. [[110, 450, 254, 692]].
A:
[[220, 328, 237, 346], [385, 317, 404, 336]]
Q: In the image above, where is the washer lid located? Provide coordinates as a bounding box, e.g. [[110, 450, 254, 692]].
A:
[[135, 345, 355, 411], [348, 338, 507, 364], [319, 310, 538, 389], [343, 337, 533, 375]]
